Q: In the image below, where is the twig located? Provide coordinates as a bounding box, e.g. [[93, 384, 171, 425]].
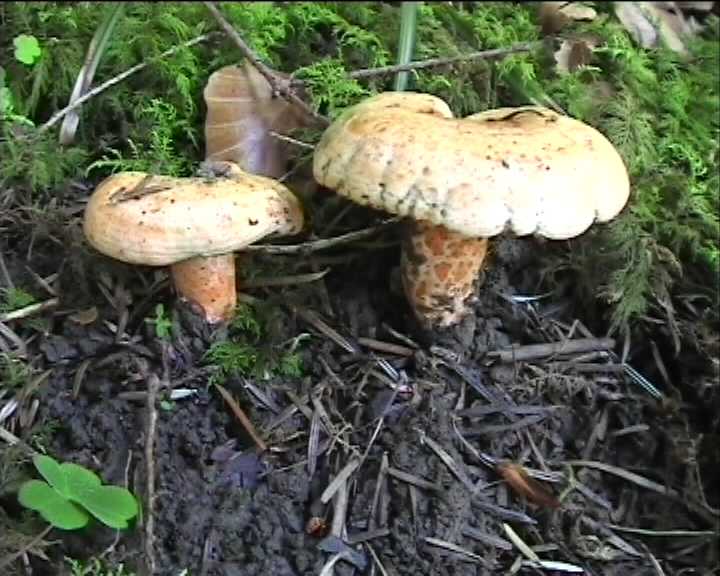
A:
[[0, 297, 59, 322], [605, 525, 718, 538], [346, 527, 391, 545], [203, 1, 330, 127], [386, 466, 442, 491], [566, 459, 719, 524], [240, 269, 330, 289], [0, 425, 38, 456], [214, 382, 267, 452], [357, 337, 415, 357], [368, 452, 389, 530], [38, 33, 218, 133], [424, 537, 492, 567], [269, 131, 316, 150], [0, 525, 53, 572], [294, 307, 359, 354], [245, 217, 401, 255], [143, 374, 161, 576], [347, 41, 541, 80], [321, 458, 361, 504], [0, 249, 14, 289], [490, 337, 616, 363]]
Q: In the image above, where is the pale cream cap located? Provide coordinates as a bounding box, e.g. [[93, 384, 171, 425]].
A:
[[83, 167, 304, 266], [313, 93, 630, 240]]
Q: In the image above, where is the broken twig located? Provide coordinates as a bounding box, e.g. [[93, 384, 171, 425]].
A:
[[204, 1, 329, 126], [144, 374, 161, 575], [347, 41, 541, 80], [0, 297, 59, 322], [214, 383, 268, 453], [245, 218, 401, 255], [490, 337, 616, 363]]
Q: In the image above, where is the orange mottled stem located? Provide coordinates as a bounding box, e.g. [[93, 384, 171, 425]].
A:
[[400, 220, 489, 328], [170, 254, 237, 324]]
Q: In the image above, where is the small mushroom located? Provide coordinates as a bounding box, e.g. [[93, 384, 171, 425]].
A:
[[313, 93, 630, 328], [83, 163, 304, 324]]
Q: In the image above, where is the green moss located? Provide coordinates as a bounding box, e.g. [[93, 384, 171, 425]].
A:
[[0, 2, 717, 332], [538, 18, 720, 331], [205, 303, 305, 383]]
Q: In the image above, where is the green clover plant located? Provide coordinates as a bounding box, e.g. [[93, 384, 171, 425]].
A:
[[18, 454, 139, 530], [13, 34, 42, 66]]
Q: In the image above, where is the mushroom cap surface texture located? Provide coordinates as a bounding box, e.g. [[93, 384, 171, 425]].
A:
[[83, 169, 304, 266], [313, 92, 630, 240]]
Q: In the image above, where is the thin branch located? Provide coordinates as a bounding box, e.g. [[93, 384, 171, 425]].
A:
[[245, 217, 401, 255], [203, 1, 330, 127], [347, 41, 541, 79], [0, 297, 59, 322], [143, 374, 161, 575], [214, 383, 267, 452], [489, 337, 616, 363], [0, 525, 53, 572], [38, 33, 218, 134]]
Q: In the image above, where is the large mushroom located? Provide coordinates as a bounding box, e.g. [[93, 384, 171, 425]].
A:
[[83, 164, 304, 324], [313, 92, 630, 329]]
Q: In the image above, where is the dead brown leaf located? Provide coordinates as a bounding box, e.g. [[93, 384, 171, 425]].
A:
[[498, 462, 561, 509], [554, 37, 598, 74], [203, 60, 314, 179]]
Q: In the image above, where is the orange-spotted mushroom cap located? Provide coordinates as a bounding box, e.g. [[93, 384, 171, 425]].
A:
[[313, 95, 630, 241], [83, 169, 304, 266]]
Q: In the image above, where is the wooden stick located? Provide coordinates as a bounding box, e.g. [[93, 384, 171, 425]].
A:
[[348, 41, 541, 80], [214, 382, 267, 452], [490, 337, 616, 363], [0, 297, 59, 322], [245, 218, 401, 255]]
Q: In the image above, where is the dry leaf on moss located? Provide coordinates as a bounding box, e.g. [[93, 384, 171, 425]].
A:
[[554, 36, 601, 74], [203, 60, 315, 179]]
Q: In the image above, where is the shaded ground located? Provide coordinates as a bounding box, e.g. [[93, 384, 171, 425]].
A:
[[1, 181, 718, 576]]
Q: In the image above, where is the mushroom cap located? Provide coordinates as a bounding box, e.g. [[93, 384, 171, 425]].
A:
[[83, 167, 304, 266], [313, 93, 630, 240]]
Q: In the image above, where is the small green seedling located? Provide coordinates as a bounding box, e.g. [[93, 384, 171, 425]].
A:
[[0, 286, 37, 313], [17, 454, 139, 530], [145, 303, 173, 340]]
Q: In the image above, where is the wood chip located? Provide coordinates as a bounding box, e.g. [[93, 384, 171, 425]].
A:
[[321, 458, 360, 505]]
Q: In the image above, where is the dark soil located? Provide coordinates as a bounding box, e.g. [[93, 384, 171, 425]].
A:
[[1, 183, 718, 576]]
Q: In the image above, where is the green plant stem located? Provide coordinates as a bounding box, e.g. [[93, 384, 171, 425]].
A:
[[60, 2, 125, 145], [394, 2, 420, 91], [38, 32, 217, 134]]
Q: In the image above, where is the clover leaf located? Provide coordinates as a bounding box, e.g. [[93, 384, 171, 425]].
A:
[[17, 455, 139, 531], [14, 35, 42, 66]]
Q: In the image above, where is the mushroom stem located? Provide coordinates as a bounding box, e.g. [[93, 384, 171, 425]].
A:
[[171, 254, 237, 324], [400, 220, 489, 328]]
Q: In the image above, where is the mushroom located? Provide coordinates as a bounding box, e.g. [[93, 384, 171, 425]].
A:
[[313, 92, 630, 329], [82, 163, 304, 324]]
